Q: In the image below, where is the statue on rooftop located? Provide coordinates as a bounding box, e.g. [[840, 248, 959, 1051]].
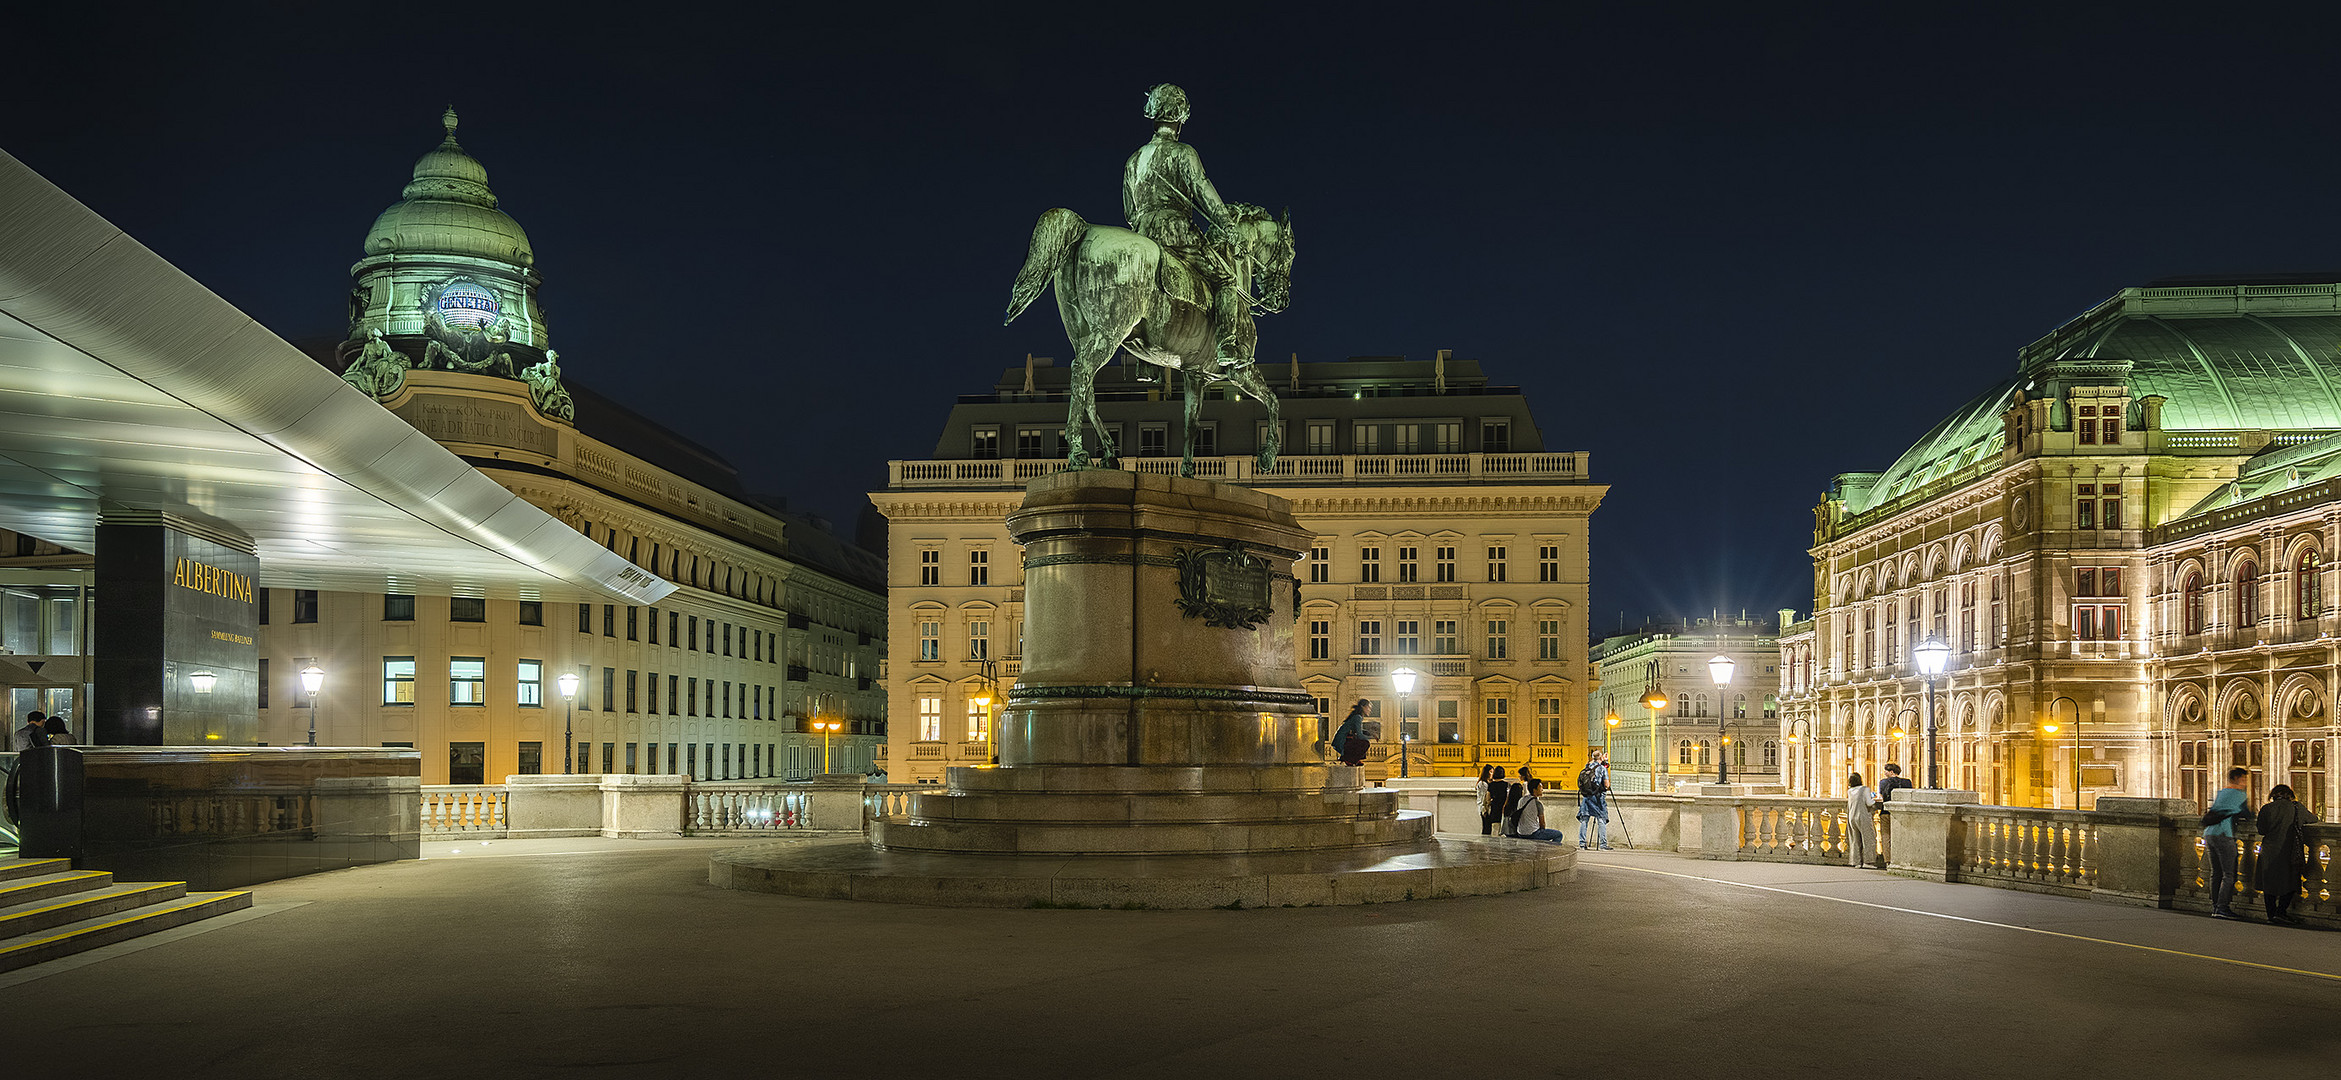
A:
[[520, 349, 575, 422], [1004, 85, 1294, 476], [341, 328, 412, 397]]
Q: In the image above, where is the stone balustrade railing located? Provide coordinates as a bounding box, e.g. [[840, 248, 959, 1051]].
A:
[[421, 785, 508, 836], [1957, 805, 2098, 895], [419, 776, 872, 839]]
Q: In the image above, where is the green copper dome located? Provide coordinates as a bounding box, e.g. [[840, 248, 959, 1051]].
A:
[[1850, 281, 2341, 515], [361, 109, 534, 267]]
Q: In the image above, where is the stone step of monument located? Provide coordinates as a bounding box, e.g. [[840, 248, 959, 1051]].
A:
[[903, 788, 1401, 825], [874, 808, 1436, 856], [0, 879, 187, 939], [0, 869, 116, 908], [946, 763, 1359, 794], [0, 857, 74, 884]]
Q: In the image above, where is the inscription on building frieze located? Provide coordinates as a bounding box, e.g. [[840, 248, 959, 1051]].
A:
[[394, 397, 558, 457]]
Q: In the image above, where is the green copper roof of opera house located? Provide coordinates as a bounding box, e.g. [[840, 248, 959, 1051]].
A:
[[1847, 278, 2341, 515]]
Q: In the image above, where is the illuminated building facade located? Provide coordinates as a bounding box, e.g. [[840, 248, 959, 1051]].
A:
[[1589, 617, 1781, 793]]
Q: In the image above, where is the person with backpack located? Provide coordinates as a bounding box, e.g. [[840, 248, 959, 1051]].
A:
[[1502, 765, 1537, 828], [1478, 766, 1510, 835], [1577, 749, 1613, 850], [1329, 701, 1369, 767], [1507, 777, 1569, 843]]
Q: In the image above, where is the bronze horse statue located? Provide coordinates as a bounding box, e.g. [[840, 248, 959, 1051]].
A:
[[1004, 204, 1295, 474]]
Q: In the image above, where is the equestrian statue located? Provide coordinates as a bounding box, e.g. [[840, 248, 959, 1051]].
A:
[[1004, 83, 1295, 475]]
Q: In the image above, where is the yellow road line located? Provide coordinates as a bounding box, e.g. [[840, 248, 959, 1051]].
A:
[[1585, 860, 2341, 984]]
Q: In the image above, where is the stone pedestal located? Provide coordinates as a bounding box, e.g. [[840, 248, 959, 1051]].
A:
[[872, 471, 1433, 857], [599, 774, 687, 838], [2090, 796, 2196, 907], [504, 774, 602, 838]]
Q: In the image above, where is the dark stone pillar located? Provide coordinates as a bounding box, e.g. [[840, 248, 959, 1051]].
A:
[[92, 513, 259, 745]]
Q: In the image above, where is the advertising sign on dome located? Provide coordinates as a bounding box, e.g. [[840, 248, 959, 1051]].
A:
[[434, 281, 500, 330]]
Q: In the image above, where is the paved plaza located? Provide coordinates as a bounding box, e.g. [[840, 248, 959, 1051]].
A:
[[3, 837, 2337, 1078]]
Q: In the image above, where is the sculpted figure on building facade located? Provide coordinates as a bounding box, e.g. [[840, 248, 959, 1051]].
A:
[[520, 349, 575, 423], [341, 329, 413, 397], [1004, 84, 1295, 475]]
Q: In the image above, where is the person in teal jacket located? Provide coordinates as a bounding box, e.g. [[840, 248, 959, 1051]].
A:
[[2201, 767, 2251, 920]]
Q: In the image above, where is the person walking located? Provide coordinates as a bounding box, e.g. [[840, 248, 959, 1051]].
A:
[[1845, 772, 1882, 869], [2254, 784, 2319, 925], [2201, 766, 2251, 920], [1480, 767, 1511, 835], [1508, 778, 1569, 843], [1577, 750, 1612, 850], [1330, 701, 1369, 767]]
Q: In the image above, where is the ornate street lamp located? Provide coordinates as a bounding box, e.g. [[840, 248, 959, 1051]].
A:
[[1390, 666, 1419, 778], [299, 665, 324, 746], [814, 718, 844, 775], [1708, 655, 1736, 784], [1639, 685, 1669, 793], [557, 671, 581, 773], [2043, 695, 2080, 809], [1912, 636, 1952, 789]]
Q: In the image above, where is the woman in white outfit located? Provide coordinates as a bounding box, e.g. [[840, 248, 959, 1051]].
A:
[[1845, 772, 1881, 869]]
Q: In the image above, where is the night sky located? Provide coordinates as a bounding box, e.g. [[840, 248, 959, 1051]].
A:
[[14, 6, 2341, 635]]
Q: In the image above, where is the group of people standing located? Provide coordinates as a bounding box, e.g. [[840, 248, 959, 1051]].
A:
[[1475, 751, 1617, 849], [2200, 767, 2321, 924]]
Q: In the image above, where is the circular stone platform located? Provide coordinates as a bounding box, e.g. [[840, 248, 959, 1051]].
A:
[[708, 833, 1574, 909]]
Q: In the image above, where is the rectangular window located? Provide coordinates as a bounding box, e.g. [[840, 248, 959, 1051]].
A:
[[1357, 620, 1382, 656], [258, 658, 270, 709], [1538, 545, 1559, 582], [627, 743, 639, 774], [2102, 492, 2122, 530], [969, 620, 990, 660], [668, 674, 678, 715], [647, 607, 660, 644], [687, 678, 698, 716], [1395, 424, 1420, 454], [1480, 419, 1511, 453], [2076, 568, 2096, 597], [579, 603, 592, 633], [1435, 546, 1456, 582], [1138, 425, 1168, 456], [668, 610, 680, 646], [647, 671, 660, 714], [1486, 546, 1507, 582], [1360, 547, 1382, 583], [293, 589, 318, 624], [1306, 421, 1335, 455], [1536, 697, 1562, 743], [1932, 587, 1948, 641], [518, 660, 543, 707], [519, 600, 542, 626], [604, 743, 616, 774], [626, 670, 639, 713], [1017, 428, 1046, 458], [449, 742, 486, 786], [1394, 619, 1420, 655], [721, 680, 732, 718], [1486, 620, 1508, 659], [1309, 619, 1332, 660], [602, 668, 615, 712], [1436, 422, 1461, 453], [627, 607, 639, 640], [689, 616, 699, 651], [383, 657, 415, 705], [918, 696, 942, 741], [970, 427, 1000, 459], [450, 596, 484, 623], [723, 624, 733, 657], [258, 588, 270, 625], [1397, 546, 1418, 583], [969, 550, 990, 586], [2076, 484, 2095, 530], [1537, 619, 1561, 661], [603, 604, 616, 638], [1310, 545, 1330, 583], [2077, 404, 2098, 445], [2105, 406, 2125, 445], [1355, 423, 1380, 454], [1990, 576, 2004, 646], [920, 620, 941, 662], [518, 742, 543, 776], [384, 594, 415, 621], [1434, 619, 1458, 654], [1194, 425, 1217, 457], [1483, 698, 1511, 744]]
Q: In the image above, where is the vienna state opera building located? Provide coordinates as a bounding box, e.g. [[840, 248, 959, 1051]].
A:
[[1779, 274, 2341, 817], [872, 355, 1605, 785]]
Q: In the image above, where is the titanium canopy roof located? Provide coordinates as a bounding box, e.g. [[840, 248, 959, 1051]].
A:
[[0, 149, 673, 605], [1851, 284, 2341, 515]]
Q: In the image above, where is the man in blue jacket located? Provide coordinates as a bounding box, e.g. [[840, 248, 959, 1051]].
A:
[[2202, 767, 2252, 920]]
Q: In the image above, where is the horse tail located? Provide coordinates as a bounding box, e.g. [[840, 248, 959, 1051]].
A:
[[1004, 208, 1086, 325]]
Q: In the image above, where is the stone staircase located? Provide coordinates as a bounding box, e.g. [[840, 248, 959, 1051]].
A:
[[0, 857, 252, 973]]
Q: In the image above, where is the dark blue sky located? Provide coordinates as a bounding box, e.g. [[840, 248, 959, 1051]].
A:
[[14, 5, 2341, 631]]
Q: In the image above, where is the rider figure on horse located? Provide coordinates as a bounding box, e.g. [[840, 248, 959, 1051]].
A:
[[1124, 84, 1255, 376]]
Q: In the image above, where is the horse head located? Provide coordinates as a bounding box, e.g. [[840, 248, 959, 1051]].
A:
[[1229, 204, 1295, 314]]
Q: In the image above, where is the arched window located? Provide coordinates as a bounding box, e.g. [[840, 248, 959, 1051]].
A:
[[1677, 739, 1693, 765], [1694, 692, 1709, 718], [2236, 561, 2261, 627], [1733, 694, 1746, 719], [1732, 740, 1747, 767], [1763, 740, 1779, 767], [2183, 572, 2206, 635], [1697, 740, 1713, 765], [2299, 550, 2323, 620]]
